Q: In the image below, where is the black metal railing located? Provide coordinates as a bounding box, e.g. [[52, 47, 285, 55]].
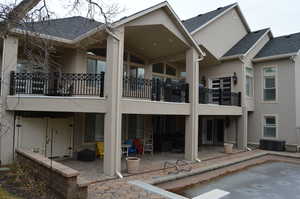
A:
[[123, 76, 189, 103], [199, 87, 241, 106], [9, 71, 105, 97]]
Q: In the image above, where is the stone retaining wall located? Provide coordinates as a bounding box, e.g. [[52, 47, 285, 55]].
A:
[[16, 149, 88, 199]]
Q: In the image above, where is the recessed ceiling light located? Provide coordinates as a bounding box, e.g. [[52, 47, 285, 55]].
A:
[[153, 42, 157, 46]]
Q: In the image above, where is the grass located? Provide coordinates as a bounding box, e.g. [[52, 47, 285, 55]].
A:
[[0, 187, 22, 199]]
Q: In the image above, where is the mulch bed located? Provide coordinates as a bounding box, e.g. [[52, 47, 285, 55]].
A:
[[0, 165, 59, 199]]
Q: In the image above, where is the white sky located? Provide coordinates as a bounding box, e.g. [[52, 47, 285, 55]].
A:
[[3, 0, 300, 37]]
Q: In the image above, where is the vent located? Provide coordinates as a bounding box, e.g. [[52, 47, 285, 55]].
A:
[[285, 35, 291, 38], [197, 14, 203, 17], [217, 7, 223, 10]]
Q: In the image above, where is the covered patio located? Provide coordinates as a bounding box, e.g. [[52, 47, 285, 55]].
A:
[[59, 146, 242, 184]]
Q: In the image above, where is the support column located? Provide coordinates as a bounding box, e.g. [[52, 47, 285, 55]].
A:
[[104, 27, 124, 176], [237, 106, 248, 149], [185, 48, 199, 161], [0, 36, 18, 164]]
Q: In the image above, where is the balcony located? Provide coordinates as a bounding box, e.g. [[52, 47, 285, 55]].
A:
[[9, 71, 105, 97], [122, 77, 189, 103], [199, 87, 241, 106]]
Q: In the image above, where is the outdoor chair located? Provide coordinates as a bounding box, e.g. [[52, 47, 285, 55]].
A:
[[96, 142, 104, 158]]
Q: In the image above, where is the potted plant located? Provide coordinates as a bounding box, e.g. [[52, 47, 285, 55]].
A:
[[224, 143, 233, 154], [126, 157, 140, 174]]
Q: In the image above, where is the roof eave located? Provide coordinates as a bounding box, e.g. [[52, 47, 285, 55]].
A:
[[11, 24, 106, 45], [252, 52, 299, 63]]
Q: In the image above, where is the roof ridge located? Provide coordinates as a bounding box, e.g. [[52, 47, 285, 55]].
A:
[[274, 31, 300, 39], [182, 3, 237, 22], [26, 16, 101, 24]]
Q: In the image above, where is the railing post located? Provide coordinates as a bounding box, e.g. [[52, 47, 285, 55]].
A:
[[100, 72, 105, 97], [185, 84, 189, 103], [9, 71, 15, 95], [238, 92, 242, 106], [156, 79, 161, 101], [219, 89, 222, 105]]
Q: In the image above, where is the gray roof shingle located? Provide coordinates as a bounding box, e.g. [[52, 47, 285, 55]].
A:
[[223, 28, 270, 57], [182, 3, 236, 33], [255, 32, 300, 59], [18, 16, 102, 40]]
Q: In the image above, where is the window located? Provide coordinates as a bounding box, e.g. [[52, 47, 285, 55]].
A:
[[84, 114, 104, 143], [263, 67, 277, 101], [87, 58, 106, 74], [130, 66, 144, 79], [152, 63, 164, 74], [166, 65, 176, 76], [246, 67, 254, 97], [263, 115, 277, 138]]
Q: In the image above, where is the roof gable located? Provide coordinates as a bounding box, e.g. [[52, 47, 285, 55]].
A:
[[182, 3, 235, 33], [255, 32, 300, 59], [223, 28, 270, 57]]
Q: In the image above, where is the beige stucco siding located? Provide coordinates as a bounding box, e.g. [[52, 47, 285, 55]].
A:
[[294, 55, 300, 129], [199, 59, 244, 95], [193, 9, 248, 59], [243, 32, 271, 111], [249, 59, 297, 145]]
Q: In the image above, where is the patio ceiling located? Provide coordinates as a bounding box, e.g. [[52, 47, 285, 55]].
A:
[[124, 25, 189, 61]]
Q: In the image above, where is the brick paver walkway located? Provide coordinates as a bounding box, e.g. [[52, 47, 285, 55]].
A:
[[88, 150, 300, 199]]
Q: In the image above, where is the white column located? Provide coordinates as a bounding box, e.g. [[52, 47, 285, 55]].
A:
[[237, 106, 247, 149], [185, 48, 199, 160], [0, 36, 18, 164], [103, 27, 124, 176]]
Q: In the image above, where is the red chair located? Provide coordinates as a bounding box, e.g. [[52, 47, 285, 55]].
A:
[[133, 139, 143, 155]]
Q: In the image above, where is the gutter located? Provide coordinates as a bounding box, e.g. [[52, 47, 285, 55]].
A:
[[252, 52, 298, 63]]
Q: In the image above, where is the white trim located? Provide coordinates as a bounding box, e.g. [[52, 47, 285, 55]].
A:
[[253, 52, 298, 63], [261, 114, 279, 139], [245, 67, 254, 97], [261, 65, 278, 103]]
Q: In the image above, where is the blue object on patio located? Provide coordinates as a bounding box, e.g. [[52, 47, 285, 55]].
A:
[[125, 140, 137, 154]]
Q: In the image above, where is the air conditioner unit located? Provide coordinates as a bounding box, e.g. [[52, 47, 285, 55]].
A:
[[259, 139, 285, 151]]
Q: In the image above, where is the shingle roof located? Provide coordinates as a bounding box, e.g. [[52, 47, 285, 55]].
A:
[[18, 16, 102, 40], [223, 28, 270, 57], [182, 3, 236, 33], [255, 32, 300, 58]]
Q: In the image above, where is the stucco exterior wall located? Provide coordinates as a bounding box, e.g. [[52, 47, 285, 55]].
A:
[[192, 8, 248, 59], [294, 55, 300, 130], [199, 59, 244, 96], [249, 59, 297, 145], [243, 32, 271, 111]]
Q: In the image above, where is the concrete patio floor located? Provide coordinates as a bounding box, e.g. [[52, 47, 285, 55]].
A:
[[59, 146, 242, 184]]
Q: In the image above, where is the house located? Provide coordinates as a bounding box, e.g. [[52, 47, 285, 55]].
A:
[[0, 1, 299, 177]]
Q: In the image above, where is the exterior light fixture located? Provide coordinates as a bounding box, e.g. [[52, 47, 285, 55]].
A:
[[233, 72, 238, 85]]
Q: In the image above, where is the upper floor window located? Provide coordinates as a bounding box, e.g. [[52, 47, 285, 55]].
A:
[[263, 67, 277, 102], [152, 63, 164, 74], [263, 115, 277, 139], [166, 64, 176, 76], [130, 66, 145, 79], [87, 58, 106, 74], [246, 67, 254, 97]]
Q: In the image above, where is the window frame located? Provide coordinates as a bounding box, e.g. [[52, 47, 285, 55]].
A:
[[262, 66, 278, 103], [262, 114, 279, 139], [245, 67, 254, 97]]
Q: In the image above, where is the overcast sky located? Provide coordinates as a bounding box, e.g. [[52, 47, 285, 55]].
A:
[[3, 0, 300, 37]]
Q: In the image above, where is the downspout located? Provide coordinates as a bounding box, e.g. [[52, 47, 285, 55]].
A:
[[105, 27, 123, 179]]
